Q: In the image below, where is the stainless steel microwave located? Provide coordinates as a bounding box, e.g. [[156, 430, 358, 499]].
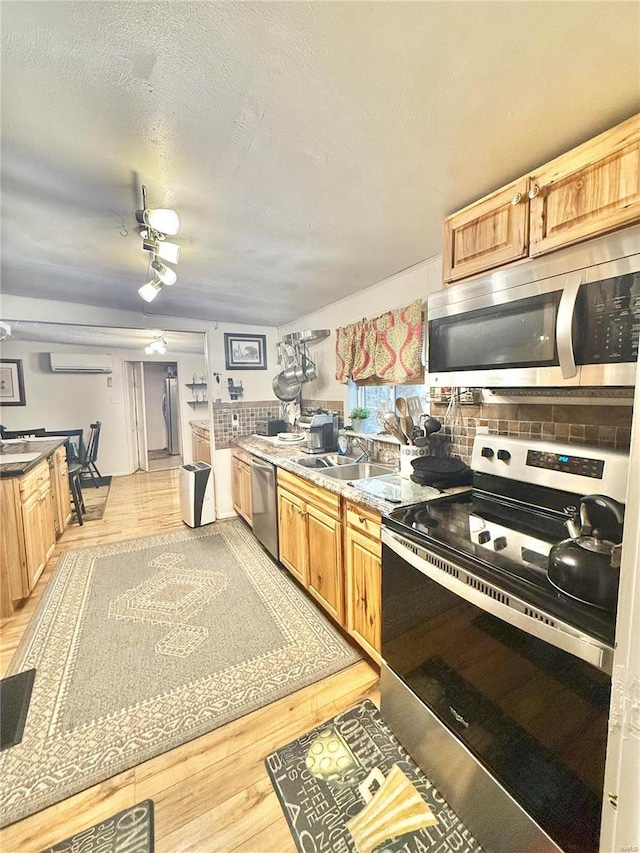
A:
[[428, 224, 640, 387]]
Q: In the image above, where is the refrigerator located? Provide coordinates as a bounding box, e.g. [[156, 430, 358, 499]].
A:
[[163, 377, 181, 455]]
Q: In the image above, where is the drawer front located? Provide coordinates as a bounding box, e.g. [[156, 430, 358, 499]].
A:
[[345, 502, 381, 539], [231, 447, 251, 465], [277, 468, 341, 520], [19, 460, 49, 499]]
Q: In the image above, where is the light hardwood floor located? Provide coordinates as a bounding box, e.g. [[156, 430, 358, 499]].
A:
[[0, 470, 380, 853]]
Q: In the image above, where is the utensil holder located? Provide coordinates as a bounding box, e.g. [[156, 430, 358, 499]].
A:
[[399, 446, 429, 479]]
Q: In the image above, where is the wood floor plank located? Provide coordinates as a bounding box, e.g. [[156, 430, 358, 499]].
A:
[[230, 816, 297, 853], [0, 769, 135, 853], [0, 469, 380, 852]]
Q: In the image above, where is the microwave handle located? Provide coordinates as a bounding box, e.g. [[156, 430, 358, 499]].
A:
[[556, 272, 582, 379]]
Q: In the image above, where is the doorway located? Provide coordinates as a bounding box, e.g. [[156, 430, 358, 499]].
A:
[[125, 361, 183, 473]]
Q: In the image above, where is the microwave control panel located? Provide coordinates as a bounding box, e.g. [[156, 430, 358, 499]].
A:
[[576, 272, 640, 364]]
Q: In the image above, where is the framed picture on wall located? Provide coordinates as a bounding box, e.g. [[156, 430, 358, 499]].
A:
[[224, 333, 267, 370], [0, 359, 26, 406]]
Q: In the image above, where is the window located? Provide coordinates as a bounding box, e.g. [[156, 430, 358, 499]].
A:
[[352, 382, 426, 434]]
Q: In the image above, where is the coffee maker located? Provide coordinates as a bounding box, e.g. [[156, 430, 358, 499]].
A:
[[298, 411, 338, 454]]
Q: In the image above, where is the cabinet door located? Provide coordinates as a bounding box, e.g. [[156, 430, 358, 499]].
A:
[[239, 462, 253, 527], [53, 451, 71, 535], [443, 177, 530, 283], [22, 491, 47, 593], [231, 457, 242, 515], [39, 483, 56, 579], [529, 115, 640, 257], [277, 488, 308, 586], [345, 527, 382, 662], [306, 504, 343, 623]]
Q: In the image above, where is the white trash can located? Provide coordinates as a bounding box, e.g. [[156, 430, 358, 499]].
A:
[[179, 462, 215, 527]]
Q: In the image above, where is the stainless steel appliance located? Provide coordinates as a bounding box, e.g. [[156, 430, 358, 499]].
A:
[[381, 435, 629, 853], [250, 456, 278, 559], [163, 376, 181, 455], [428, 224, 640, 387], [298, 411, 338, 454], [255, 418, 287, 436]]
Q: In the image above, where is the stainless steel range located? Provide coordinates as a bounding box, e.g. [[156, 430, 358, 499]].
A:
[[381, 435, 629, 853]]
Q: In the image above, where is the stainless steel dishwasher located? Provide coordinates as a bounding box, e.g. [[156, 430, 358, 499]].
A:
[[250, 457, 279, 559]]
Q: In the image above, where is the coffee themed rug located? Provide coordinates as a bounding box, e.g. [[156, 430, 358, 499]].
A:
[[266, 699, 484, 853]]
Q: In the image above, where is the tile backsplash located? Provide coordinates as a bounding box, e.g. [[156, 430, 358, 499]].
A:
[[212, 401, 281, 448], [430, 402, 633, 464]]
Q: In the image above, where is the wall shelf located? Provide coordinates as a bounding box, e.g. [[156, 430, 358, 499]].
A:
[[186, 382, 207, 389], [187, 400, 209, 408]]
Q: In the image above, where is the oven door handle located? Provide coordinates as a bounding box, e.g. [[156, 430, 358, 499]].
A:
[[381, 528, 613, 674]]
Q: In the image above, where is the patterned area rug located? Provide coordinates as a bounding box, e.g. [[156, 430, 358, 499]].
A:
[[266, 699, 484, 853], [1, 520, 360, 827], [39, 800, 154, 853]]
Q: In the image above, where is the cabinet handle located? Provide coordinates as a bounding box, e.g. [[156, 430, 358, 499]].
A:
[[510, 192, 522, 206], [528, 184, 540, 199], [358, 515, 366, 524]]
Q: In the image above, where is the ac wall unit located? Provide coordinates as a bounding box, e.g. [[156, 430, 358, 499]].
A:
[[48, 353, 113, 373]]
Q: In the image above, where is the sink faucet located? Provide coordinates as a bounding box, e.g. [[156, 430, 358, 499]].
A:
[[351, 436, 373, 463]]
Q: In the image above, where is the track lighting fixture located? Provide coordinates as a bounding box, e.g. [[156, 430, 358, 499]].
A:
[[145, 333, 167, 355], [136, 184, 181, 303], [138, 280, 162, 303], [151, 259, 177, 286]]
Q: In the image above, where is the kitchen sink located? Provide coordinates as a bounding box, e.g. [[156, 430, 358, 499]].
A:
[[318, 462, 394, 480], [292, 454, 358, 469]]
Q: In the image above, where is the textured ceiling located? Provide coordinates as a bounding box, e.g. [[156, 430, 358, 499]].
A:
[[1, 2, 639, 326]]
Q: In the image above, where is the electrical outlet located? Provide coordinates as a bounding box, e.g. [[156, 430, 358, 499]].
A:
[[107, 376, 113, 387]]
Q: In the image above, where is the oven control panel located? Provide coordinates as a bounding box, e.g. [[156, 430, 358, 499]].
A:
[[471, 435, 629, 503], [526, 450, 604, 479]]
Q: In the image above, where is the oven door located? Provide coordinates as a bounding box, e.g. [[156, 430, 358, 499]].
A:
[[381, 528, 611, 853], [428, 271, 582, 387]]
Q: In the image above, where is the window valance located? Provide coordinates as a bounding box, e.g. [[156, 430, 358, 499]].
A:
[[335, 298, 424, 384]]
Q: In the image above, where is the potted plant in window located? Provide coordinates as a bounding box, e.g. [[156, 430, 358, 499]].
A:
[[349, 407, 370, 433]]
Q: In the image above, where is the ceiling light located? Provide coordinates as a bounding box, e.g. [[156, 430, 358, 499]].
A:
[[151, 259, 177, 286], [145, 333, 168, 355], [136, 208, 180, 236], [153, 240, 180, 265], [138, 280, 162, 302], [141, 236, 181, 265]]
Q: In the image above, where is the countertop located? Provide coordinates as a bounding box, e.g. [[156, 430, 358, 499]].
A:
[[189, 420, 210, 429], [0, 438, 67, 479], [233, 434, 469, 516]]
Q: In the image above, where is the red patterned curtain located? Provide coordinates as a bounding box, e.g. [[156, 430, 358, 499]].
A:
[[335, 299, 424, 384]]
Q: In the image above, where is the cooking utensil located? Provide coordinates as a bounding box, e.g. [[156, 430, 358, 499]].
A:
[[272, 372, 302, 402], [547, 494, 625, 611], [396, 397, 408, 416], [383, 412, 407, 443], [423, 417, 442, 437], [400, 414, 415, 445], [406, 396, 423, 418]]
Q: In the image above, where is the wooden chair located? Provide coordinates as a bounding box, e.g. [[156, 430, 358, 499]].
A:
[[0, 427, 46, 439], [81, 422, 102, 487]]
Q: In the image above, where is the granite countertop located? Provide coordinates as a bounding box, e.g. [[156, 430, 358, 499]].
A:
[[233, 434, 469, 515], [189, 420, 210, 429], [0, 438, 68, 479]]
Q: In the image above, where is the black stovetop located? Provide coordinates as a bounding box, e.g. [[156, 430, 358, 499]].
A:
[[384, 489, 616, 646]]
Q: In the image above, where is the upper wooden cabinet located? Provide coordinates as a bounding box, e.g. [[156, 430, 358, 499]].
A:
[[443, 113, 640, 284], [443, 177, 530, 283]]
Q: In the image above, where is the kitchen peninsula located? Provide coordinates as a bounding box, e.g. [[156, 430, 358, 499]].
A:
[[0, 438, 71, 617]]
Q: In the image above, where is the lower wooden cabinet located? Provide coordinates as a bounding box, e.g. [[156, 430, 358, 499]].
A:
[[231, 449, 253, 526], [277, 470, 344, 624], [345, 525, 381, 663], [192, 426, 211, 465], [277, 487, 308, 586], [307, 503, 343, 623], [1, 457, 58, 616]]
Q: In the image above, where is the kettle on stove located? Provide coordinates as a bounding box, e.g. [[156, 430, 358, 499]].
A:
[[547, 494, 625, 611]]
